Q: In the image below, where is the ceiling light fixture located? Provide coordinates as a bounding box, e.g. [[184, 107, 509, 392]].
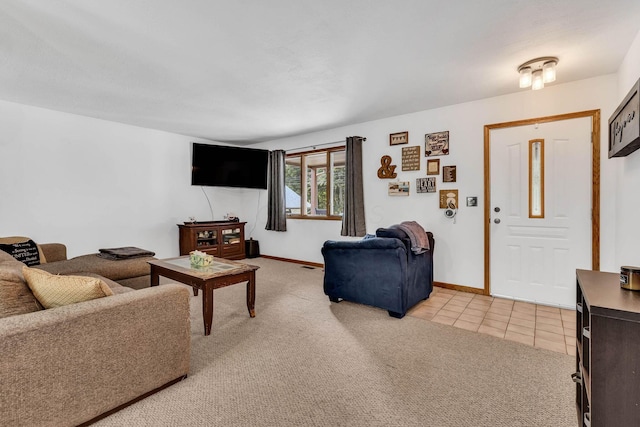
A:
[[517, 57, 558, 90]]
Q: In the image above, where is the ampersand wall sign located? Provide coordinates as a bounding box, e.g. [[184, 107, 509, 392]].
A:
[[377, 155, 397, 179]]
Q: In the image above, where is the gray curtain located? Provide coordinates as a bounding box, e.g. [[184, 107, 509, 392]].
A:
[[341, 136, 366, 236], [265, 150, 287, 231]]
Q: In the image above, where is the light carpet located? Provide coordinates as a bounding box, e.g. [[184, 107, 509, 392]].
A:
[[95, 258, 575, 427]]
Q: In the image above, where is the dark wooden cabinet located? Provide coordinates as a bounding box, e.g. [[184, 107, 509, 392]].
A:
[[575, 269, 640, 426], [178, 221, 246, 260]]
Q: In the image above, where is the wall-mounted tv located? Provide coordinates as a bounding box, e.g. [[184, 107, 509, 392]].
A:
[[191, 143, 269, 189]]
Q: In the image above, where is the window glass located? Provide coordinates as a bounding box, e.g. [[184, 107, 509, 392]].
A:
[[330, 151, 345, 216], [285, 147, 345, 219], [306, 152, 327, 215], [285, 156, 302, 215], [529, 139, 544, 218]]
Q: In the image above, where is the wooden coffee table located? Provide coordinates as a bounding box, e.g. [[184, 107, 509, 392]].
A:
[[148, 256, 259, 336]]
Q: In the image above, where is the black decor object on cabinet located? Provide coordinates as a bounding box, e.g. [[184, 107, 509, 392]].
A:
[[575, 269, 640, 426]]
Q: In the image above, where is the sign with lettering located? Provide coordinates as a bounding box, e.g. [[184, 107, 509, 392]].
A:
[[425, 131, 450, 156], [416, 177, 436, 193], [402, 146, 421, 171]]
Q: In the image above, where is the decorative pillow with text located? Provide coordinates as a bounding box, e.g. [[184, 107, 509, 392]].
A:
[[0, 239, 41, 266]]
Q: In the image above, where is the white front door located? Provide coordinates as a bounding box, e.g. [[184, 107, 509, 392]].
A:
[[489, 118, 592, 308]]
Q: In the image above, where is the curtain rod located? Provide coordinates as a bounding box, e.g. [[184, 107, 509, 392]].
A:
[[286, 137, 366, 153]]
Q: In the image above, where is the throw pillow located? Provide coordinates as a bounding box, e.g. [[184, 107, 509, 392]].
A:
[[0, 236, 47, 265], [22, 267, 114, 309]]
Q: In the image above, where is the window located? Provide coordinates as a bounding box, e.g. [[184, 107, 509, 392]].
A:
[[529, 139, 545, 218], [285, 147, 345, 219]]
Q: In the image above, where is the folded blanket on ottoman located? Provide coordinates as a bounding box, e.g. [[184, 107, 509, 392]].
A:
[[98, 247, 156, 260]]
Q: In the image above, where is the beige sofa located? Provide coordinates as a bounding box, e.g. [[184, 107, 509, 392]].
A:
[[0, 245, 191, 427]]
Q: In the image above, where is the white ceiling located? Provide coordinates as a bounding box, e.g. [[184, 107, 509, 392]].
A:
[[1, 1, 640, 144]]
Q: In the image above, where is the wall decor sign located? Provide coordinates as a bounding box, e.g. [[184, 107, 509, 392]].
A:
[[439, 189, 458, 208], [442, 165, 457, 182], [377, 155, 397, 178], [427, 159, 440, 175], [401, 146, 421, 171], [389, 181, 410, 196], [425, 131, 450, 156], [416, 177, 436, 193], [390, 131, 409, 145]]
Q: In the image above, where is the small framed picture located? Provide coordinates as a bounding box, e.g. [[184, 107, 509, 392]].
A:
[[417, 177, 436, 193], [439, 189, 459, 208], [427, 159, 440, 175], [443, 165, 457, 182], [388, 181, 410, 196], [390, 131, 409, 146]]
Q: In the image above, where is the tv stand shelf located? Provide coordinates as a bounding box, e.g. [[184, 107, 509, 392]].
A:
[[178, 221, 246, 260]]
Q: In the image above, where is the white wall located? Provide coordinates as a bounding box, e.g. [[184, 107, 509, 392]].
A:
[[615, 28, 640, 268], [0, 100, 246, 258], [0, 72, 625, 289], [249, 75, 619, 290]]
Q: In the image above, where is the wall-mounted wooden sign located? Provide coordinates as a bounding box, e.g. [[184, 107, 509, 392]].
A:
[[425, 131, 450, 156], [416, 177, 436, 193], [443, 165, 457, 182], [401, 146, 421, 171], [439, 189, 458, 208], [390, 131, 409, 145], [377, 155, 397, 179]]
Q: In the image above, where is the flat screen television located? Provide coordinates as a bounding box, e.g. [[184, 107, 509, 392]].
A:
[[191, 143, 269, 189]]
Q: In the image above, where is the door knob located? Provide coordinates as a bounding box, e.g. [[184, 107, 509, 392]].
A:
[[494, 207, 501, 213], [494, 219, 501, 224]]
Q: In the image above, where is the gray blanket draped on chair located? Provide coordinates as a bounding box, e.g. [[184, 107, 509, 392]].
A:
[[395, 221, 430, 254]]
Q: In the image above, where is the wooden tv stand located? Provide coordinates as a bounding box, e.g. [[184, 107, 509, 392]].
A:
[[178, 221, 246, 260]]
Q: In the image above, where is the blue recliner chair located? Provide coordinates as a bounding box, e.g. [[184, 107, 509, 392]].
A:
[[321, 225, 434, 318]]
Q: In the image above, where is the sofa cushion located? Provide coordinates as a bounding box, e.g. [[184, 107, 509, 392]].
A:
[[0, 280, 42, 318], [1, 256, 42, 318], [0, 257, 25, 283], [79, 272, 135, 295], [35, 253, 153, 281], [22, 267, 114, 309], [0, 236, 47, 265]]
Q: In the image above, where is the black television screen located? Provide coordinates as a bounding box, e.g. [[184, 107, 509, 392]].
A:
[[191, 143, 269, 189]]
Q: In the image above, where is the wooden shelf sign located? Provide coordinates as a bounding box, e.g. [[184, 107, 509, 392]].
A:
[[402, 146, 421, 171]]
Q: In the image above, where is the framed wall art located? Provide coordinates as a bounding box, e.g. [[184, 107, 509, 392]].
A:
[[442, 165, 457, 182], [388, 181, 410, 196], [425, 131, 449, 156], [427, 159, 440, 175], [439, 189, 458, 208], [416, 177, 436, 193], [401, 146, 421, 171], [390, 131, 409, 146]]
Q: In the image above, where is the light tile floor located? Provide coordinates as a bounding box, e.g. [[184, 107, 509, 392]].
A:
[[408, 286, 577, 355]]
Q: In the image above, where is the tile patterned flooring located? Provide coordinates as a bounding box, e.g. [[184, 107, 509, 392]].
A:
[[408, 286, 576, 355]]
